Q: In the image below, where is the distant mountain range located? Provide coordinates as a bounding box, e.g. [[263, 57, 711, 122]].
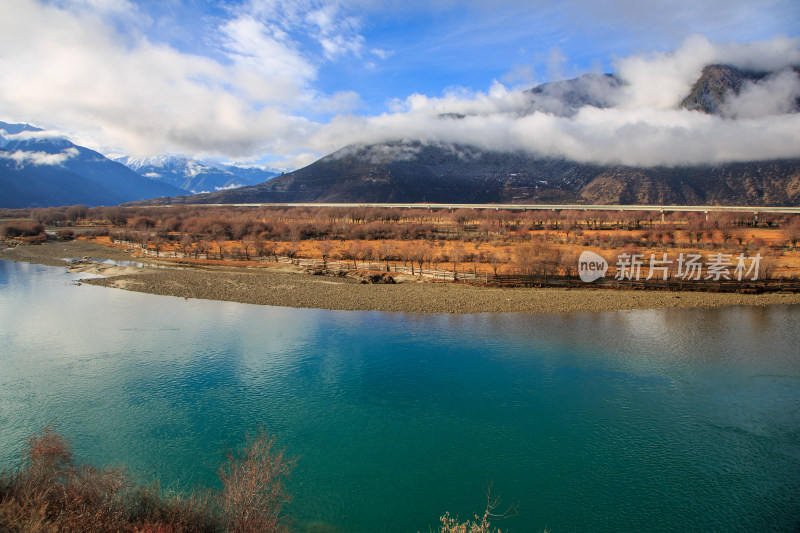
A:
[[112, 155, 277, 194], [0, 122, 183, 208], [183, 64, 800, 207], [0, 122, 279, 208], [5, 63, 800, 209]]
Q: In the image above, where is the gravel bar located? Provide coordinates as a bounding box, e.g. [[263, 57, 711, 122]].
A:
[[3, 240, 799, 314]]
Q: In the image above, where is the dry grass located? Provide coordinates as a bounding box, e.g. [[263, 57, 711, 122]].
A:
[[0, 428, 293, 533]]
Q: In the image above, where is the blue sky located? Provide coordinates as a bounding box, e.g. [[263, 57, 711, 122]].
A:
[[1, 0, 800, 168], [127, 0, 800, 114]]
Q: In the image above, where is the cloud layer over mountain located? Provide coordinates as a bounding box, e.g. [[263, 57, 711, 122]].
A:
[[1, 0, 799, 168], [312, 36, 800, 167]]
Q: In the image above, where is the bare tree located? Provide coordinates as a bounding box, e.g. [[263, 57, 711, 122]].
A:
[[784, 217, 800, 250], [411, 243, 431, 273], [559, 250, 580, 278], [514, 243, 538, 276], [215, 238, 226, 259], [280, 242, 299, 260], [218, 428, 295, 533], [256, 240, 276, 261], [449, 243, 465, 275], [487, 251, 505, 276], [356, 242, 374, 265], [318, 239, 334, 268], [687, 218, 706, 245], [151, 237, 165, 257], [377, 242, 397, 271], [242, 235, 257, 261], [342, 241, 360, 268], [180, 234, 193, 258], [196, 239, 210, 259], [65, 204, 88, 223]]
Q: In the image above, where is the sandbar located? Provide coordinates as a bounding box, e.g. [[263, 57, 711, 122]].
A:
[[2, 240, 799, 314]]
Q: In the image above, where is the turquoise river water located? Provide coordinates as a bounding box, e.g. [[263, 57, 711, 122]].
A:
[[0, 259, 799, 532]]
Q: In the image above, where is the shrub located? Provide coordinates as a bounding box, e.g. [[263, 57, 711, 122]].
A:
[[129, 216, 158, 231], [433, 487, 520, 533], [217, 429, 296, 533], [0, 427, 294, 533], [1, 221, 44, 239], [56, 229, 76, 240]]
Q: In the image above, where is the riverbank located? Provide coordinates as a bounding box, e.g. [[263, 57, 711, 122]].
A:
[[2, 240, 799, 314]]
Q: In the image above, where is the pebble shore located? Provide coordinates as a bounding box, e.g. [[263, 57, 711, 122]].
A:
[[3, 240, 799, 314]]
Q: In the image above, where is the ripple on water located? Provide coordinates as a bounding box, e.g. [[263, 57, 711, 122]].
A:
[[1, 260, 799, 532]]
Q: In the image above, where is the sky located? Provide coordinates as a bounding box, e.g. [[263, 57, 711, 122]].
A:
[[1, 0, 800, 170]]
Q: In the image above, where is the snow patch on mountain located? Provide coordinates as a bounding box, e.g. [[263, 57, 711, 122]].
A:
[[113, 153, 278, 194]]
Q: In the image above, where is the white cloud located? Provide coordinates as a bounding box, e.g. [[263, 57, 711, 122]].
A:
[[306, 36, 800, 167], [500, 64, 538, 88], [0, 0, 798, 170], [60, 0, 136, 14], [306, 4, 364, 58], [370, 48, 394, 60], [237, 0, 365, 59], [614, 34, 800, 110], [1, 130, 68, 142], [0, 0, 358, 159], [269, 151, 320, 170], [312, 107, 800, 167], [387, 82, 531, 117], [721, 69, 800, 119], [1, 147, 79, 167], [313, 90, 363, 113], [545, 46, 567, 81], [219, 14, 318, 107]]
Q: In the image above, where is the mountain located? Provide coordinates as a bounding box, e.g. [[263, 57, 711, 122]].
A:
[[178, 141, 800, 206], [114, 154, 278, 194], [679, 65, 762, 114], [0, 122, 183, 208], [525, 73, 623, 116], [680, 64, 800, 115], [180, 65, 800, 207]]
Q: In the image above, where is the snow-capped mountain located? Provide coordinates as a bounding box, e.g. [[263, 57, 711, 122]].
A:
[[113, 154, 278, 194], [0, 122, 182, 208]]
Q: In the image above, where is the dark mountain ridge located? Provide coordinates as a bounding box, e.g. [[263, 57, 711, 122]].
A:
[[181, 63, 800, 207], [182, 141, 800, 206]]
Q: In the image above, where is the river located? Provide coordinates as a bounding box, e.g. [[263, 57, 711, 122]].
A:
[[1, 259, 798, 532]]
